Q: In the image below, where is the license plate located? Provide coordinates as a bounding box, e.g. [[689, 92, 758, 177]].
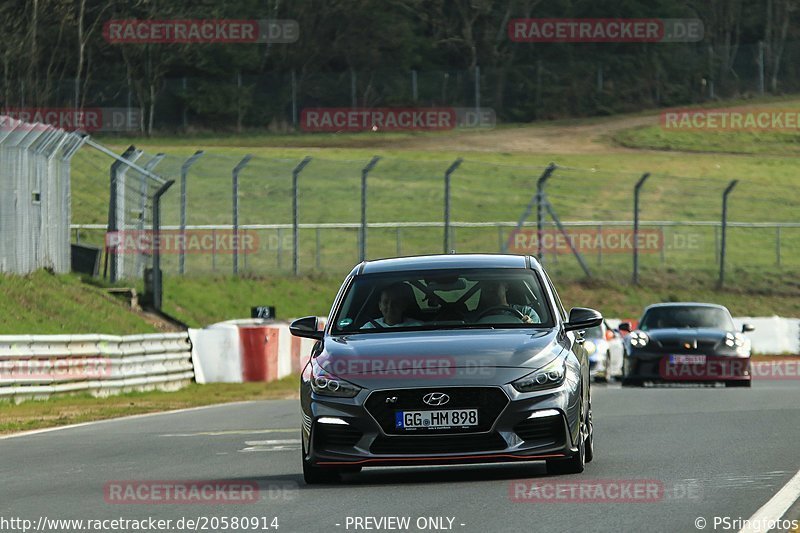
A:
[[670, 355, 706, 365], [395, 409, 478, 430]]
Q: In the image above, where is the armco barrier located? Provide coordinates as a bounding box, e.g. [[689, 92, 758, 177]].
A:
[[0, 333, 193, 401]]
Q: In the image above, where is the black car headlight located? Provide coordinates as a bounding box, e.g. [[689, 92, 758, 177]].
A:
[[724, 332, 745, 348], [310, 360, 362, 398], [512, 358, 566, 392], [630, 330, 649, 348]]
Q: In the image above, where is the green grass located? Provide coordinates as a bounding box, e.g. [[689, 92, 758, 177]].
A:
[[154, 269, 800, 328], [0, 375, 298, 434], [0, 271, 160, 334], [613, 125, 800, 155]]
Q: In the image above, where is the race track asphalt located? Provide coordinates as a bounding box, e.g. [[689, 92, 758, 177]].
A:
[[2, 380, 799, 533]]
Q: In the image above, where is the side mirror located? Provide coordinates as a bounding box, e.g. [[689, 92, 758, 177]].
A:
[[290, 316, 323, 340], [564, 307, 603, 332], [741, 323, 755, 333], [618, 322, 632, 332]]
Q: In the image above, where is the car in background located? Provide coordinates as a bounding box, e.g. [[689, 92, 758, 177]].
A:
[[290, 254, 603, 483], [620, 303, 754, 387], [584, 320, 624, 382]]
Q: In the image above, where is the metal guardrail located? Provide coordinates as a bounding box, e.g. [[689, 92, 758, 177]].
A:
[[0, 333, 193, 401]]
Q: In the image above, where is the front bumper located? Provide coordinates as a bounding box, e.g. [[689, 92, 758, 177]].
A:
[[302, 384, 582, 468], [624, 352, 751, 383]]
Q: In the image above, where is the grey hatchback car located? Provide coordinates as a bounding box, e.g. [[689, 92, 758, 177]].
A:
[[290, 254, 602, 483]]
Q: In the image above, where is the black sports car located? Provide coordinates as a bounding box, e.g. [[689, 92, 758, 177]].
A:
[[620, 302, 754, 387], [290, 254, 602, 483]]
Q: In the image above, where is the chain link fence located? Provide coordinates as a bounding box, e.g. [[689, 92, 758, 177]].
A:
[[0, 116, 85, 274], [65, 148, 800, 285]]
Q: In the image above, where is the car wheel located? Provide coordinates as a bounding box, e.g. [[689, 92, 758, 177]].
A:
[[725, 380, 751, 388], [546, 401, 587, 475], [302, 441, 342, 484], [584, 398, 594, 464], [621, 375, 642, 387]]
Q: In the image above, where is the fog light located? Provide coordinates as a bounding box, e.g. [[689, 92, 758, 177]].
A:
[[527, 409, 560, 419], [317, 417, 349, 425]]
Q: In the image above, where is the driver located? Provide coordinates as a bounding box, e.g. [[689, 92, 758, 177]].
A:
[[478, 280, 541, 324], [362, 283, 424, 329]]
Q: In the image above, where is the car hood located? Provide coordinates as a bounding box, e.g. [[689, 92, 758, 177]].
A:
[[316, 328, 563, 388], [644, 328, 728, 344]]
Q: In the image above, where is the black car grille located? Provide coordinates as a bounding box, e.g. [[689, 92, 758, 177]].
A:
[[364, 387, 509, 435], [513, 416, 566, 447], [370, 432, 507, 455], [314, 424, 363, 448], [656, 339, 719, 352]]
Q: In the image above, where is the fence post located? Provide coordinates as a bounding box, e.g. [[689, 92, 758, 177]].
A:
[[179, 150, 204, 275], [152, 180, 175, 311], [232, 155, 253, 276], [106, 146, 139, 283], [411, 70, 418, 101], [136, 153, 165, 277], [474, 65, 481, 115], [292, 156, 312, 276], [776, 226, 782, 267], [315, 227, 321, 270], [443, 158, 463, 253], [359, 156, 381, 262], [291, 69, 298, 128], [718, 180, 739, 288], [633, 172, 650, 285], [536, 163, 557, 262]]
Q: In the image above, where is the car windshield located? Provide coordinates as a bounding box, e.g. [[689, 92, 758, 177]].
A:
[[639, 306, 734, 331], [331, 268, 553, 333]]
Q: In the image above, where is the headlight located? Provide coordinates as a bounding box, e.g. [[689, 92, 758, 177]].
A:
[[583, 340, 597, 355], [630, 330, 649, 348], [724, 332, 745, 348], [310, 360, 362, 398], [512, 358, 566, 392]]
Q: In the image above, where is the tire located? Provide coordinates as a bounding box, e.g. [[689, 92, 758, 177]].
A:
[[584, 399, 594, 464], [546, 398, 587, 475], [546, 433, 585, 475], [302, 441, 342, 484], [725, 380, 751, 388]]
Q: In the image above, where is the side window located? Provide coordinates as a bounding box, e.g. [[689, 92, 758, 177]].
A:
[[543, 271, 568, 322]]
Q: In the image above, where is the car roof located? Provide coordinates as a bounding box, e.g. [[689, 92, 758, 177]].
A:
[[360, 254, 532, 274], [643, 302, 729, 311]]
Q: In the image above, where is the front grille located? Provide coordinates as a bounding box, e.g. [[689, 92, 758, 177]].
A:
[[364, 387, 509, 435], [657, 339, 719, 352], [314, 424, 363, 449], [513, 416, 566, 447], [370, 432, 507, 455]]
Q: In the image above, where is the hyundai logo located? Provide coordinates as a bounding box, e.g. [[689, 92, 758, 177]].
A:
[[423, 392, 450, 406]]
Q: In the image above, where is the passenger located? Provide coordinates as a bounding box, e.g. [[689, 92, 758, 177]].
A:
[[362, 283, 424, 328], [478, 281, 541, 323]]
